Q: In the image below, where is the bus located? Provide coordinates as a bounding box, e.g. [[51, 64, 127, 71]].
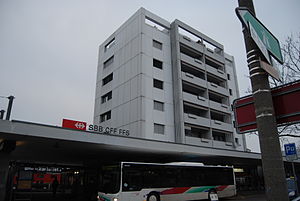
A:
[[97, 162, 236, 201]]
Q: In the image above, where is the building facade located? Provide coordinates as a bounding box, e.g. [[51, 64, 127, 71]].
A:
[[94, 8, 246, 151]]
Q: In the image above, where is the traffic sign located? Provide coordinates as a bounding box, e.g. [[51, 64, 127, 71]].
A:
[[284, 143, 298, 161], [236, 7, 283, 64], [62, 119, 87, 131], [233, 80, 300, 133]]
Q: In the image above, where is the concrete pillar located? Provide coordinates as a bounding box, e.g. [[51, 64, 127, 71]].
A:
[[0, 154, 10, 201]]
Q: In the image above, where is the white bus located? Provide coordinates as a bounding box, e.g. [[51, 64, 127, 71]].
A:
[[97, 162, 236, 201]]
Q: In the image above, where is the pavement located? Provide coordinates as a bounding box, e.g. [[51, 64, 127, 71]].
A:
[[12, 191, 267, 201]]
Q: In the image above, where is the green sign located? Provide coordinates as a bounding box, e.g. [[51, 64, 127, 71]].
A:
[[236, 8, 283, 64]]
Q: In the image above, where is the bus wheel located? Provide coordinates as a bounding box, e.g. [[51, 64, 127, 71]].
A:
[[147, 192, 160, 201], [208, 189, 218, 201]]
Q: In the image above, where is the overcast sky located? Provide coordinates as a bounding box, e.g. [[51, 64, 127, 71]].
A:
[[0, 0, 299, 152]]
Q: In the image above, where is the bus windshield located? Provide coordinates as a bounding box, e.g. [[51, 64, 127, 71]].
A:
[[100, 165, 120, 194]]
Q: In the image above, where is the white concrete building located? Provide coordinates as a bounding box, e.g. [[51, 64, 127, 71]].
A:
[[94, 8, 246, 151]]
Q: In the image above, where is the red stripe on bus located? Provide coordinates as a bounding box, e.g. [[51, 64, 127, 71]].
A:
[[160, 187, 191, 195], [216, 185, 228, 191]]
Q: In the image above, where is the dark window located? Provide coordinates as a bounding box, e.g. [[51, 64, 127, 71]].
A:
[[103, 56, 114, 69], [102, 73, 113, 86], [227, 73, 230, 80], [153, 40, 162, 50], [153, 100, 164, 111], [229, 88, 232, 95], [101, 91, 112, 103], [153, 79, 163, 89], [153, 59, 163, 69], [104, 38, 115, 52], [100, 111, 111, 122], [154, 123, 164, 134], [121, 163, 234, 192]]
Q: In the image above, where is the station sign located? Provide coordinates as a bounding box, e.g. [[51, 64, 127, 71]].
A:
[[62, 119, 87, 131], [62, 118, 130, 136], [233, 80, 300, 133]]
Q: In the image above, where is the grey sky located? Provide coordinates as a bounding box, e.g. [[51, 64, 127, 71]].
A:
[[0, 0, 299, 152]]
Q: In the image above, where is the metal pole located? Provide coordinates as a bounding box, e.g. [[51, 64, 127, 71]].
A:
[[237, 0, 289, 200], [0, 110, 5, 120], [292, 162, 299, 196], [5, 96, 14, 120]]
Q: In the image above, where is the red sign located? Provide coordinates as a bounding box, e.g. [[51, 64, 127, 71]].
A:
[[62, 119, 87, 131], [233, 80, 300, 133]]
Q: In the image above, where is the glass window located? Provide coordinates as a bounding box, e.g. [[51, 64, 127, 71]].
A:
[[154, 123, 164, 134], [103, 56, 114, 69], [153, 40, 162, 50], [100, 165, 120, 194], [102, 73, 113, 86], [153, 79, 163, 89], [101, 91, 112, 103], [100, 111, 111, 122], [153, 59, 163, 69], [104, 38, 115, 52], [153, 100, 164, 111]]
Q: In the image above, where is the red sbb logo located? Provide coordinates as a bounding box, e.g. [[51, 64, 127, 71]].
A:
[[62, 119, 87, 131]]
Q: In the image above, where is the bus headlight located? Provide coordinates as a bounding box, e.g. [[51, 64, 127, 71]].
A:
[[113, 198, 118, 201]]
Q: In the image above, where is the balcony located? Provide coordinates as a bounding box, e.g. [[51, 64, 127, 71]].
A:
[[185, 136, 212, 147], [184, 113, 211, 128], [210, 120, 233, 132], [205, 48, 225, 64], [180, 53, 205, 71], [209, 100, 230, 114], [179, 35, 205, 54], [183, 92, 208, 108], [208, 82, 229, 96], [182, 72, 207, 88], [206, 64, 226, 80]]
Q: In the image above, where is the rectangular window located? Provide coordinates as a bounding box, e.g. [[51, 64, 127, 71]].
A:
[[153, 100, 164, 111], [104, 38, 115, 52], [153, 79, 163, 89], [103, 56, 114, 69], [153, 40, 162, 50], [153, 59, 163, 69], [100, 111, 111, 122], [227, 73, 230, 80], [101, 91, 112, 103], [102, 73, 113, 86], [229, 89, 232, 95], [154, 123, 164, 134]]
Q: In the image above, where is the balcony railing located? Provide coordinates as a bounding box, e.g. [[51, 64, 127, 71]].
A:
[[183, 92, 208, 108], [182, 72, 207, 88], [184, 113, 210, 128]]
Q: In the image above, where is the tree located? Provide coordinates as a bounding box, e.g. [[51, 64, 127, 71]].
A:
[[270, 32, 300, 138]]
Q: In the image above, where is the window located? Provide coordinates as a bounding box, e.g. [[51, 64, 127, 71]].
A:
[[229, 88, 232, 95], [102, 73, 113, 86], [100, 111, 111, 122], [153, 79, 163, 89], [227, 73, 230, 80], [104, 38, 115, 52], [153, 40, 162, 50], [153, 100, 164, 111], [101, 91, 112, 103], [153, 59, 163, 69], [154, 123, 164, 134], [103, 56, 114, 69]]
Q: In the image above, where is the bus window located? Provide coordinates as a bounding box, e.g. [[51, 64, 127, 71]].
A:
[[101, 165, 120, 194], [122, 169, 143, 191]]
